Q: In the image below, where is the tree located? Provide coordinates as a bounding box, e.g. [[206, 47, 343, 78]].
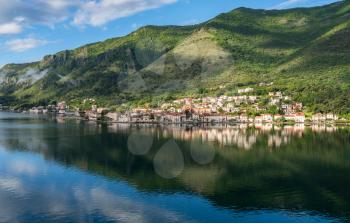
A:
[[267, 105, 279, 115]]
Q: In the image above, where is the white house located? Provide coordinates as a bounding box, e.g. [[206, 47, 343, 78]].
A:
[[312, 113, 326, 122], [294, 113, 305, 123], [239, 114, 249, 123], [254, 116, 263, 123], [262, 114, 273, 122], [326, 113, 338, 121], [238, 88, 254, 94]]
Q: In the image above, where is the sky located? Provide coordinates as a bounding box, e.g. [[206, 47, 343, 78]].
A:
[[0, 0, 341, 67]]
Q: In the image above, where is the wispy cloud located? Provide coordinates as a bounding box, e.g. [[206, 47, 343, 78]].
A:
[[0, 0, 178, 34], [73, 0, 177, 27], [5, 38, 48, 52], [180, 19, 199, 26], [0, 0, 81, 35], [271, 0, 307, 9]]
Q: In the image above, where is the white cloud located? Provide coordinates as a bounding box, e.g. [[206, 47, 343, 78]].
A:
[[0, 22, 22, 35], [5, 38, 48, 52], [0, 176, 25, 194], [73, 0, 177, 27], [0, 0, 178, 34], [0, 0, 80, 35], [9, 159, 39, 175], [44, 0, 81, 10], [272, 0, 306, 9], [180, 19, 199, 26], [0, 17, 25, 35]]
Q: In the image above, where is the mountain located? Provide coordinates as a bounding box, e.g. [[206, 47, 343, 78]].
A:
[[1, 1, 350, 114]]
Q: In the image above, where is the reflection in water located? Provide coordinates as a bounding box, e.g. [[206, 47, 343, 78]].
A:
[[0, 113, 349, 222], [153, 139, 184, 179], [108, 123, 341, 150]]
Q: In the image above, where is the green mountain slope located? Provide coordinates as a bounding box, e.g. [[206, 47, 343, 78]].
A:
[[1, 0, 350, 113]]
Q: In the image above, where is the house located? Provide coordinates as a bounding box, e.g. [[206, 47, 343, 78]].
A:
[[173, 99, 184, 104], [259, 82, 273, 87], [282, 113, 305, 123], [58, 109, 66, 115], [312, 113, 326, 122], [275, 92, 283, 98], [269, 92, 282, 98], [161, 103, 172, 109], [326, 113, 338, 121], [132, 108, 149, 113], [130, 113, 144, 123], [86, 110, 102, 121], [292, 103, 303, 112], [97, 108, 108, 115], [106, 112, 121, 122], [141, 115, 152, 123], [239, 114, 249, 123], [284, 96, 291, 101], [119, 113, 131, 122], [294, 113, 305, 123], [29, 107, 43, 114], [248, 96, 258, 103], [57, 101, 67, 110], [184, 98, 193, 105], [270, 98, 281, 105], [168, 107, 176, 113], [192, 114, 200, 122], [151, 109, 163, 113], [222, 103, 235, 113], [153, 113, 165, 123], [210, 106, 218, 113], [274, 114, 283, 121], [164, 113, 185, 123], [238, 88, 254, 94], [282, 104, 292, 114], [193, 107, 211, 114], [284, 114, 296, 122], [262, 114, 273, 123], [203, 114, 227, 123], [47, 105, 57, 113], [193, 114, 209, 123], [254, 116, 263, 123], [227, 115, 240, 122]]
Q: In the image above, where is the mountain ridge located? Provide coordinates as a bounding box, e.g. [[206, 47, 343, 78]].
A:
[[1, 0, 350, 114]]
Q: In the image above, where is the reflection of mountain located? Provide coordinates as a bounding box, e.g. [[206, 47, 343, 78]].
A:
[[1, 119, 350, 221]]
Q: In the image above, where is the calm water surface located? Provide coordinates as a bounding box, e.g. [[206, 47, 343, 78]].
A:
[[0, 112, 349, 223]]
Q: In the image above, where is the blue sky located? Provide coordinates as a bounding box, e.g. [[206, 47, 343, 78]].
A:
[[0, 0, 340, 67]]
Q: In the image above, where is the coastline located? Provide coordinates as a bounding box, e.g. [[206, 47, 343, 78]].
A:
[[2, 110, 348, 127]]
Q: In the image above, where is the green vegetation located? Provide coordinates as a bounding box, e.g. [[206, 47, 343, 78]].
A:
[[1, 1, 350, 114]]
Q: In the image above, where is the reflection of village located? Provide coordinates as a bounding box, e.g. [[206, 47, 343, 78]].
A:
[[23, 86, 344, 125], [103, 122, 342, 150]]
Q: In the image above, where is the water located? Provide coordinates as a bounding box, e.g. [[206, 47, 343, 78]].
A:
[[0, 112, 349, 223]]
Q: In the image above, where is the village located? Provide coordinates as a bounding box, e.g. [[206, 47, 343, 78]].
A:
[[20, 85, 343, 125]]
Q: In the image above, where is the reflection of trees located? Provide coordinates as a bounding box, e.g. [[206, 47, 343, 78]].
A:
[[1, 120, 350, 221]]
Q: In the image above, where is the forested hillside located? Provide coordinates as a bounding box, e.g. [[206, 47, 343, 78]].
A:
[[1, 0, 350, 114]]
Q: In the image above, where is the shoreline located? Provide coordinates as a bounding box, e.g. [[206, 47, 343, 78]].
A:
[[42, 113, 350, 127], [1, 110, 349, 126]]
